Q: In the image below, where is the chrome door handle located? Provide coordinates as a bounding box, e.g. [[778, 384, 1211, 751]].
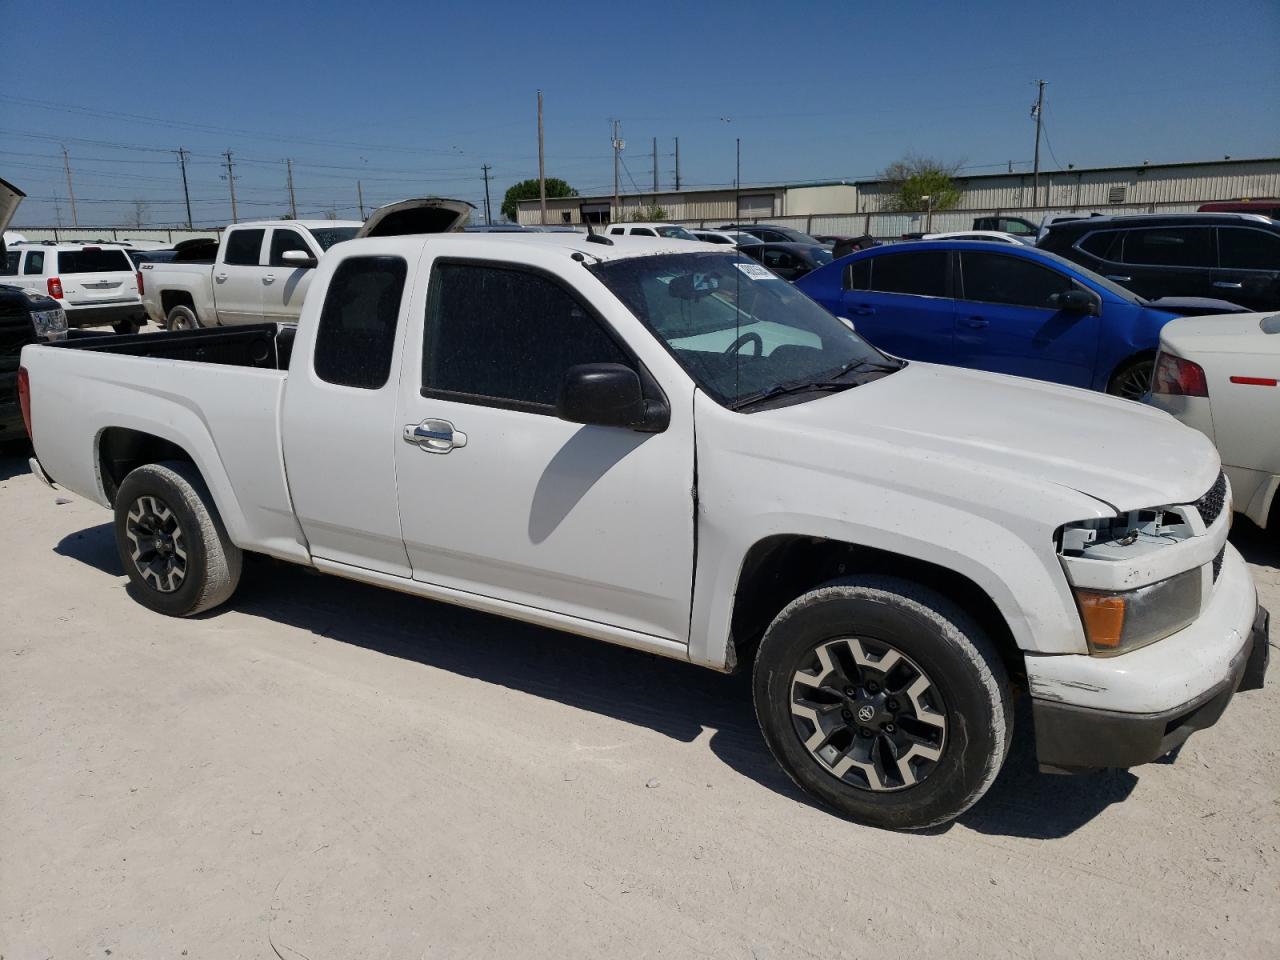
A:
[[403, 419, 468, 454], [215, 273, 228, 282], [1213, 281, 1243, 289], [263, 274, 276, 284], [1105, 274, 1132, 282]]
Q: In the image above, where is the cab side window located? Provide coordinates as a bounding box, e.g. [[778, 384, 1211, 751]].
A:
[[223, 229, 265, 267], [313, 256, 407, 389], [270, 229, 313, 267], [423, 262, 631, 413]]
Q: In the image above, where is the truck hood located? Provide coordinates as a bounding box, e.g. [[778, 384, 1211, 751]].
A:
[[0, 176, 25, 236], [357, 198, 475, 238], [1160, 310, 1280, 356], [766, 361, 1220, 513]]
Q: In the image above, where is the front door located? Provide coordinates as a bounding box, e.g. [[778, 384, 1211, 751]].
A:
[[216, 227, 267, 324], [952, 250, 1100, 388], [393, 254, 696, 642], [838, 249, 956, 362]]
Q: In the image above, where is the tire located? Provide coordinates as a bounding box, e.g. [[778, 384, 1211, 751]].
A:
[[113, 461, 242, 617], [165, 304, 201, 331], [1107, 355, 1155, 400], [112, 318, 142, 335], [753, 575, 1012, 831]]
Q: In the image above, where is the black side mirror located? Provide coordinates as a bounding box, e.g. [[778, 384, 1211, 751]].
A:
[[1052, 289, 1097, 315], [557, 363, 667, 432]]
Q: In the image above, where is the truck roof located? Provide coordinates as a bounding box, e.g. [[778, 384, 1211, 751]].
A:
[[348, 231, 721, 263], [228, 219, 363, 231]]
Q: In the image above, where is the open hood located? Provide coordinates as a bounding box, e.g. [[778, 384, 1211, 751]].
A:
[[0, 176, 26, 236], [356, 198, 474, 238]]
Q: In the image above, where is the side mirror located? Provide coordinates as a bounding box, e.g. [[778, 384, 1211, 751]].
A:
[[281, 249, 318, 268], [557, 363, 666, 432], [1052, 289, 1097, 315]]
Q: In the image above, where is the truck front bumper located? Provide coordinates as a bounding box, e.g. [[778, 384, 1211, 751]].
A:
[[1028, 545, 1268, 773]]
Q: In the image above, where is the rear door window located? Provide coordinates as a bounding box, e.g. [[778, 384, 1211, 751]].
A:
[[1077, 231, 1122, 261], [959, 252, 1073, 308], [1120, 227, 1214, 268], [23, 250, 44, 274], [56, 248, 132, 273], [844, 258, 871, 291], [313, 256, 407, 389], [866, 251, 948, 297], [1217, 228, 1280, 271], [223, 229, 265, 267]]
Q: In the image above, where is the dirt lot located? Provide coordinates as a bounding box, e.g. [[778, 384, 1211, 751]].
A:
[[1, 447, 1276, 960]]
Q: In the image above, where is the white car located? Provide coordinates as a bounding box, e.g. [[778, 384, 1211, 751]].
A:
[[1148, 311, 1280, 530], [19, 200, 1269, 831], [690, 229, 763, 246], [922, 230, 1030, 245], [606, 222, 698, 241], [2, 242, 147, 333]]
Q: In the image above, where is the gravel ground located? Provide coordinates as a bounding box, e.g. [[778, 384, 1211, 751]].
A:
[[1, 447, 1276, 959]]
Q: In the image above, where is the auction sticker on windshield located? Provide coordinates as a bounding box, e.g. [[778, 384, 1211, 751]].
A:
[[734, 262, 777, 280]]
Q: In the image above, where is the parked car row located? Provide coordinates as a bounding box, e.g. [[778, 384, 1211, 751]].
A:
[[18, 200, 1269, 833]]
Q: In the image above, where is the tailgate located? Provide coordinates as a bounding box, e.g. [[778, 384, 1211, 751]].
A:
[[57, 247, 139, 305]]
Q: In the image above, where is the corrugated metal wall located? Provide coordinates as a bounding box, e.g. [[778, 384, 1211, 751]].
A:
[[12, 227, 221, 244]]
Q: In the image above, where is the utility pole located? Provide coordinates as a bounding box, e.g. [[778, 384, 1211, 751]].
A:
[[223, 150, 238, 223], [536, 90, 547, 226], [735, 137, 741, 223], [481, 164, 492, 224], [61, 145, 79, 227], [652, 136, 658, 194], [286, 158, 298, 219], [175, 147, 192, 228], [1031, 79, 1046, 209], [357, 180, 365, 219], [674, 137, 681, 190], [611, 119, 623, 217]]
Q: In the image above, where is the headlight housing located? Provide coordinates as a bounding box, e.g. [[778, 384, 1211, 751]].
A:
[[1073, 567, 1202, 656], [30, 307, 68, 341]]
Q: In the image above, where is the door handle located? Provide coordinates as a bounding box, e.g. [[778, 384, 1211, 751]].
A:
[[963, 317, 989, 328], [1213, 281, 1243, 289], [851, 305, 875, 316], [403, 419, 468, 454], [215, 273, 228, 282], [263, 274, 276, 284], [1105, 274, 1132, 282]]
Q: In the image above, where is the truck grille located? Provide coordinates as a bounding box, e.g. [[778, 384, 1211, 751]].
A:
[[1213, 546, 1225, 582], [1192, 471, 1227, 528]]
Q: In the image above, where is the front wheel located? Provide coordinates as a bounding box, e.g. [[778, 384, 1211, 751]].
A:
[[753, 576, 1012, 831], [1107, 355, 1155, 400], [113, 461, 242, 617]]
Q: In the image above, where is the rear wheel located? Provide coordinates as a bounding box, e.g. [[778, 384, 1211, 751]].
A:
[[112, 318, 142, 335], [753, 576, 1012, 831], [113, 461, 241, 617], [1107, 355, 1155, 400], [165, 304, 200, 331]]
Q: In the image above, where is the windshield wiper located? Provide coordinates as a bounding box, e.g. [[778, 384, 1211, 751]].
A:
[[831, 356, 906, 380], [729, 379, 857, 410]]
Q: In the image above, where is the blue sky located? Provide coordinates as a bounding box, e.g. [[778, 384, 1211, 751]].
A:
[[4, 0, 1278, 227]]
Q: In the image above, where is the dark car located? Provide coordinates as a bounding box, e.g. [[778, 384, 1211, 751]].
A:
[[1, 281, 66, 443], [738, 242, 834, 281], [1037, 213, 1280, 311], [972, 215, 1038, 236], [815, 234, 880, 258], [717, 223, 821, 245]]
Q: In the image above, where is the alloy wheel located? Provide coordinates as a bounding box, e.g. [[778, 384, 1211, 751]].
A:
[[124, 495, 188, 593], [790, 637, 947, 792], [1112, 360, 1154, 400]]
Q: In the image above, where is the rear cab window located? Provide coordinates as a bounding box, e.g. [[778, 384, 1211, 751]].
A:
[[313, 256, 408, 389], [56, 248, 132, 273]]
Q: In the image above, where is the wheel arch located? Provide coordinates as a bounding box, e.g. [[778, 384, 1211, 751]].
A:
[[725, 534, 1025, 683], [159, 288, 196, 318]]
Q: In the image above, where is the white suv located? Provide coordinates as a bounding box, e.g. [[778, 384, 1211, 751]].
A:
[[2, 242, 147, 333], [605, 222, 699, 240]]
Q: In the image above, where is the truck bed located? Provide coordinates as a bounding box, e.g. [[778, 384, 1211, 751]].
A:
[[47, 322, 295, 369]]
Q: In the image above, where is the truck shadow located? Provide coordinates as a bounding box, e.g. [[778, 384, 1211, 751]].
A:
[[0, 446, 33, 481], [1229, 519, 1279, 572], [56, 522, 1136, 840]]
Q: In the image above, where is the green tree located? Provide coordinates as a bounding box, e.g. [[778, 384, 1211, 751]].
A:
[[881, 155, 963, 213], [501, 177, 578, 222], [634, 204, 668, 222]]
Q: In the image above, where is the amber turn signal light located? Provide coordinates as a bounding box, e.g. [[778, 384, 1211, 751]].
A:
[[1075, 591, 1127, 653]]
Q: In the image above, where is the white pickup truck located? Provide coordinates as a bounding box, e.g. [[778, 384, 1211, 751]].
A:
[[18, 201, 1269, 830], [138, 206, 472, 330]]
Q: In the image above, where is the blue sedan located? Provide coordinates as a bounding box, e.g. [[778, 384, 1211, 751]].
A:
[[795, 240, 1185, 398]]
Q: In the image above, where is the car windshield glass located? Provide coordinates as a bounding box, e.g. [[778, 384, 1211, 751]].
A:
[[590, 251, 900, 408], [656, 226, 697, 240], [308, 227, 359, 251]]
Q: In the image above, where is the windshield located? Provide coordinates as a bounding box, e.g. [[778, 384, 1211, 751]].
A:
[[656, 225, 697, 241], [309, 227, 359, 251], [590, 251, 899, 408]]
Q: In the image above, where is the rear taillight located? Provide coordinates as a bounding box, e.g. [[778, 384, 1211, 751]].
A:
[[47, 277, 64, 299], [136, 270, 144, 295], [1152, 352, 1208, 397], [17, 366, 32, 439]]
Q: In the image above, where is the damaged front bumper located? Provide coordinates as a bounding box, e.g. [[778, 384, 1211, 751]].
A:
[[1028, 545, 1268, 773]]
